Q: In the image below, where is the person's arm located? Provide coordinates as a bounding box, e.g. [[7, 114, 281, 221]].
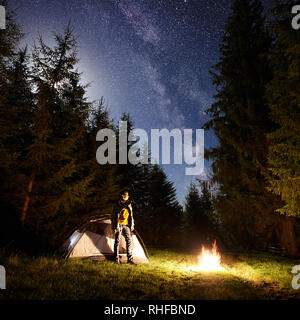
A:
[[111, 204, 119, 232], [128, 203, 134, 231]]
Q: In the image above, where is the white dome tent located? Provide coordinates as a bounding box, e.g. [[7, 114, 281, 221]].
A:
[[60, 216, 149, 264]]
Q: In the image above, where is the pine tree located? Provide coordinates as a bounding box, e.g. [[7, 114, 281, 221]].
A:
[[115, 112, 137, 192], [115, 113, 151, 214], [265, 0, 300, 217], [140, 164, 182, 246], [132, 144, 153, 218], [85, 98, 121, 216], [203, 0, 284, 250], [0, 3, 30, 245], [0, 0, 23, 169], [182, 182, 216, 249], [0, 0, 22, 76], [19, 27, 93, 247], [0, 48, 34, 195], [263, 0, 300, 256], [0, 48, 35, 246]]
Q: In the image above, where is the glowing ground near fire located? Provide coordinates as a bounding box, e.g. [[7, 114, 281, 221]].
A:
[[1, 248, 299, 299]]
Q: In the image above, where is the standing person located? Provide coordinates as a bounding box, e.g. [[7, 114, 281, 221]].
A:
[[111, 190, 135, 264]]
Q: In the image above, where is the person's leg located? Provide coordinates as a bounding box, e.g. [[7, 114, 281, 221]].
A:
[[114, 225, 122, 262], [123, 225, 133, 262]]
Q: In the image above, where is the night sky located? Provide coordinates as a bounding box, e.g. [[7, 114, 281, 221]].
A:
[[11, 0, 274, 204]]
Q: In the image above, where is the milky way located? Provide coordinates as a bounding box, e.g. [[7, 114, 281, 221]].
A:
[[12, 0, 274, 203]]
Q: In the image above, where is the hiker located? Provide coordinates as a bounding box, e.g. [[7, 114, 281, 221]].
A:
[[111, 190, 135, 264]]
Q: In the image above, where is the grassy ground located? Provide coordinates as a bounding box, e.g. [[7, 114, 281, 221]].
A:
[[0, 248, 300, 300]]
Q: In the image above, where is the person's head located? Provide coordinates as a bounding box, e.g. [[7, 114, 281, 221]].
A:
[[120, 190, 129, 201]]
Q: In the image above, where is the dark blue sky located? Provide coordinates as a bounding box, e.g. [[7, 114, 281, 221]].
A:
[[11, 0, 274, 204]]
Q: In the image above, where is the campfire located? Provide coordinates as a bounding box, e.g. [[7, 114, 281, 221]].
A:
[[188, 240, 225, 272]]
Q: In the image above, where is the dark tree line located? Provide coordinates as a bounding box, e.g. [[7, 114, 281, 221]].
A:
[[0, 2, 181, 253], [182, 181, 219, 251], [200, 0, 300, 256]]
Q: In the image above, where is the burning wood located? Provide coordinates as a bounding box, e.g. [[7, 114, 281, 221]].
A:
[[188, 240, 225, 272]]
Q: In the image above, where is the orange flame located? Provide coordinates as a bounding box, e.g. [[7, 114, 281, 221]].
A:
[[188, 240, 225, 272]]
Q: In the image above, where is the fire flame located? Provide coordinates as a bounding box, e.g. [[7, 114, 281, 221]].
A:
[[188, 240, 225, 272]]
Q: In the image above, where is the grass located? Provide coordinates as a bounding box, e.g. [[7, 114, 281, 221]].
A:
[[0, 248, 300, 300]]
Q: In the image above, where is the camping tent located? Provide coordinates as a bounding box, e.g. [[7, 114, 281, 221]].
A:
[[60, 216, 149, 263]]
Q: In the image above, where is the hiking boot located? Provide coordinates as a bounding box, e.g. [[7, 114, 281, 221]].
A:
[[128, 259, 136, 265]]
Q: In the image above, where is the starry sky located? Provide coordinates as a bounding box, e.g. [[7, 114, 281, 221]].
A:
[[11, 0, 274, 204]]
